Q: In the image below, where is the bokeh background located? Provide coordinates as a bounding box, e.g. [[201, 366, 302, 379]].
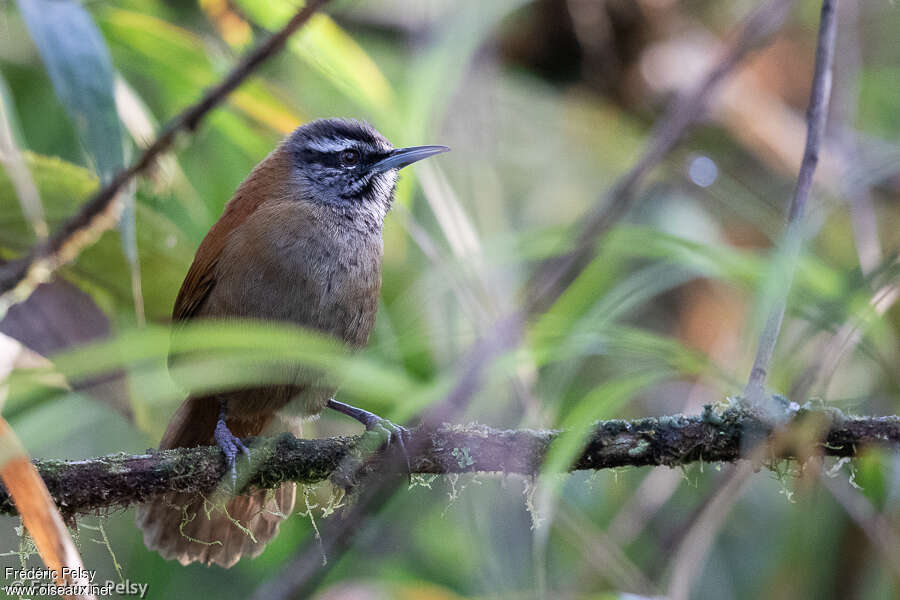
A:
[[1, 0, 899, 598]]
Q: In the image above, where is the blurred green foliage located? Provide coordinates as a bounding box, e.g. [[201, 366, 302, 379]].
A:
[[0, 0, 899, 598]]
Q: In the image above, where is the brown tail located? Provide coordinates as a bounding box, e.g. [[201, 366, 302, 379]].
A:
[[135, 398, 296, 568]]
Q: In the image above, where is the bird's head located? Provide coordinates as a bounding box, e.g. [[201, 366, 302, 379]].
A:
[[286, 118, 448, 223]]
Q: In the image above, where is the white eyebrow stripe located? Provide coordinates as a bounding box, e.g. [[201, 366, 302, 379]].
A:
[[305, 138, 352, 153]]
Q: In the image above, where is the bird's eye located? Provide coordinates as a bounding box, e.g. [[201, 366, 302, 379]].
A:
[[340, 149, 360, 167]]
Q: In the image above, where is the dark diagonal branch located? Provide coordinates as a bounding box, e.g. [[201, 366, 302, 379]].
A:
[[1, 408, 897, 519], [0, 0, 332, 314]]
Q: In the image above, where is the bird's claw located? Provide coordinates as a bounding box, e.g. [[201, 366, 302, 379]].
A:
[[326, 399, 412, 473], [214, 416, 250, 487], [362, 417, 411, 472]]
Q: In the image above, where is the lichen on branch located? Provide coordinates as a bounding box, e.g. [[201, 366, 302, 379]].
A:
[[1, 406, 897, 518]]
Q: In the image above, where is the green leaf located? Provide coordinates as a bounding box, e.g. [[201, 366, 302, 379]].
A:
[[401, 0, 530, 136], [6, 321, 425, 439], [97, 8, 299, 215], [0, 153, 192, 319], [605, 225, 846, 301], [17, 0, 124, 181], [0, 73, 47, 239], [233, 0, 395, 116], [97, 8, 302, 137], [15, 0, 146, 319]]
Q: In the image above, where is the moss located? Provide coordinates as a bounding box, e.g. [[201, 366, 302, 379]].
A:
[[701, 404, 724, 426], [595, 419, 631, 438], [657, 414, 690, 428], [627, 440, 651, 458], [106, 463, 131, 475], [451, 447, 474, 469], [35, 459, 67, 477]]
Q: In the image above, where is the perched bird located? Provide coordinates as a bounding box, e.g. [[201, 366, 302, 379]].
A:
[[136, 118, 448, 567]]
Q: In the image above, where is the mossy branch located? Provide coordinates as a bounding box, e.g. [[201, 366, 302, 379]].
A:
[[0, 407, 897, 518]]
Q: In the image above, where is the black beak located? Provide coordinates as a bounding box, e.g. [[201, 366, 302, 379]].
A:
[[372, 145, 450, 173]]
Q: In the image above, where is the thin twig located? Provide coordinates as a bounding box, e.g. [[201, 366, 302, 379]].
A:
[[663, 6, 842, 593], [786, 0, 894, 402], [0, 0, 332, 316], [744, 0, 839, 404]]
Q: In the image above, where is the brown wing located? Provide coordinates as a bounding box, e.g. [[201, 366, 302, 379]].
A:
[[172, 145, 291, 322]]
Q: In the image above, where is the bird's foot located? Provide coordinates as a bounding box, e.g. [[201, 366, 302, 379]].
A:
[[327, 399, 411, 471], [362, 417, 410, 469], [214, 406, 250, 487]]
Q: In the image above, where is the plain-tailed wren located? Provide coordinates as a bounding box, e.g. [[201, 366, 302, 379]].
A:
[[136, 118, 448, 567]]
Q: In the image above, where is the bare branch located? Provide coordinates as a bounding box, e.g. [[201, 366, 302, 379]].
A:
[[744, 0, 839, 403], [1, 408, 897, 519]]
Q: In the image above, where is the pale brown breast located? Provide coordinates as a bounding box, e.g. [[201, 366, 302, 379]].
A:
[[207, 198, 383, 347]]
